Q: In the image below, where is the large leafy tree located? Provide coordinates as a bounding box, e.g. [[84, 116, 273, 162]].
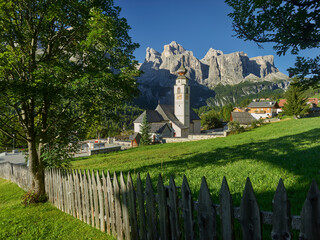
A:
[[0, 0, 140, 196], [283, 78, 309, 117], [225, 0, 320, 87]]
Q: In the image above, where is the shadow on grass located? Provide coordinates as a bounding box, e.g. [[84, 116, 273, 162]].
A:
[[122, 128, 320, 213]]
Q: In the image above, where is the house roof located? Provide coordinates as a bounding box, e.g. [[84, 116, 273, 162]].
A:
[[231, 112, 256, 125], [247, 101, 279, 108], [133, 110, 164, 123], [129, 132, 141, 141], [279, 99, 287, 107], [150, 123, 173, 134]]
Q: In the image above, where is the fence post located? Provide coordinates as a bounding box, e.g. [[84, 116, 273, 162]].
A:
[[137, 173, 147, 240], [157, 174, 170, 240], [271, 178, 291, 239], [219, 176, 235, 240], [239, 177, 262, 239], [181, 175, 195, 240], [168, 175, 180, 240], [113, 172, 123, 240], [127, 172, 138, 240], [198, 176, 217, 240], [120, 172, 130, 240]]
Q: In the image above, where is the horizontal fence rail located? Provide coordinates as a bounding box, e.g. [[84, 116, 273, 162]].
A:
[[1, 162, 320, 239]]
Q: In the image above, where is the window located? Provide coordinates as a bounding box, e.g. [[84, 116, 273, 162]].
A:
[[177, 87, 181, 94], [186, 87, 188, 94]]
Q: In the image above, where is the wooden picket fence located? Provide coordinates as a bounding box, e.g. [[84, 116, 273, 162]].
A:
[[44, 168, 320, 240]]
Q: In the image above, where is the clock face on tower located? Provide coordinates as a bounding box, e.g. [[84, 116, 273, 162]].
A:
[[177, 94, 182, 100]]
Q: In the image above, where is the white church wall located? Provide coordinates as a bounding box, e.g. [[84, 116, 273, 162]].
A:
[[134, 123, 141, 133]]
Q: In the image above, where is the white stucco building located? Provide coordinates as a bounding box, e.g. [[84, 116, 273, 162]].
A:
[[133, 64, 201, 138]]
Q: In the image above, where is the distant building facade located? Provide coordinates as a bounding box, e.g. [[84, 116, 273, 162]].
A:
[[133, 64, 201, 138]]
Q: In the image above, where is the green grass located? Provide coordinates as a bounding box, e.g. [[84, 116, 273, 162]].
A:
[[0, 178, 115, 240], [72, 116, 320, 218]]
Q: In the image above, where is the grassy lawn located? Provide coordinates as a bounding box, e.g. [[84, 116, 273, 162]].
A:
[[72, 116, 320, 217], [0, 178, 115, 240]]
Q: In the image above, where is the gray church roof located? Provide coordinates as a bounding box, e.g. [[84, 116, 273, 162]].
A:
[[150, 123, 173, 134], [133, 110, 164, 123], [231, 112, 256, 125]]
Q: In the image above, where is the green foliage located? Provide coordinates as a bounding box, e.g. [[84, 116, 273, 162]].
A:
[[283, 78, 309, 117], [208, 81, 285, 107], [0, 179, 115, 240], [201, 110, 223, 130], [0, 0, 140, 193], [227, 121, 245, 134], [220, 103, 233, 121], [226, 0, 320, 87], [139, 114, 151, 146], [21, 190, 47, 206], [86, 104, 144, 139]]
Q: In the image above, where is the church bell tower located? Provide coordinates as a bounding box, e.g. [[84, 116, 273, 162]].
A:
[[174, 62, 190, 127]]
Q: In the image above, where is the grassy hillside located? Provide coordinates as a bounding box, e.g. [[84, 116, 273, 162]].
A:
[[0, 179, 114, 240], [72, 117, 320, 216]]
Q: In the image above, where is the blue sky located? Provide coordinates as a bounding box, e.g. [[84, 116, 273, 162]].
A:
[[116, 0, 318, 75]]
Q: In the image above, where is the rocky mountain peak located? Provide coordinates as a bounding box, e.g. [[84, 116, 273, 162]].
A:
[[145, 47, 161, 62], [162, 41, 186, 58], [201, 48, 224, 64]]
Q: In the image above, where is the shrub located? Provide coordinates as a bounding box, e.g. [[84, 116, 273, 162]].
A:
[[21, 191, 47, 206]]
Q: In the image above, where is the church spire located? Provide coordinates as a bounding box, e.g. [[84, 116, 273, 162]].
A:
[[177, 59, 187, 76]]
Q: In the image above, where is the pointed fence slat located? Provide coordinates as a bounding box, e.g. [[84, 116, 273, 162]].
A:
[[113, 172, 123, 240], [97, 170, 105, 232], [300, 180, 320, 240], [87, 170, 95, 227], [240, 177, 262, 240], [157, 174, 170, 240], [137, 173, 147, 240], [76, 170, 82, 221], [92, 170, 100, 229], [219, 177, 235, 240], [120, 172, 130, 240], [102, 171, 111, 234], [198, 176, 216, 240], [107, 171, 116, 237], [79, 170, 85, 222], [181, 175, 194, 240], [145, 173, 158, 240], [168, 176, 180, 240], [127, 172, 138, 240], [83, 170, 90, 225], [69, 170, 76, 218], [62, 170, 68, 213], [271, 178, 291, 239]]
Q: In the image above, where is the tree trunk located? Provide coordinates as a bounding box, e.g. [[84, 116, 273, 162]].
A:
[[28, 139, 45, 196]]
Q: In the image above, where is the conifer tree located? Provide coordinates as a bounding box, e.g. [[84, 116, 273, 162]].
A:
[[140, 114, 151, 145], [283, 79, 309, 118]]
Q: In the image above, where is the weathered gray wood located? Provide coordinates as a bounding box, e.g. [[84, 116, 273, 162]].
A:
[[181, 175, 194, 240], [83, 170, 90, 225], [96, 170, 105, 232], [102, 170, 111, 234], [62, 170, 68, 213], [78, 169, 84, 221], [92, 170, 100, 229], [58, 169, 63, 211], [198, 176, 216, 240], [157, 174, 170, 240], [137, 173, 147, 240], [300, 180, 320, 240], [219, 176, 235, 240], [271, 178, 291, 240], [145, 173, 158, 240], [76, 170, 82, 221], [168, 176, 180, 240], [107, 171, 116, 237], [240, 177, 262, 240], [69, 170, 76, 218], [65, 170, 71, 214], [87, 169, 95, 227], [120, 172, 130, 240], [127, 172, 138, 240], [113, 172, 123, 240]]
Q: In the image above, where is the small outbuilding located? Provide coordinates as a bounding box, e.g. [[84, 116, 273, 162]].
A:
[[230, 112, 256, 126], [129, 133, 141, 148]]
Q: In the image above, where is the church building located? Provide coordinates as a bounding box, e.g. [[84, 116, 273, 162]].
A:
[[133, 64, 201, 138]]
